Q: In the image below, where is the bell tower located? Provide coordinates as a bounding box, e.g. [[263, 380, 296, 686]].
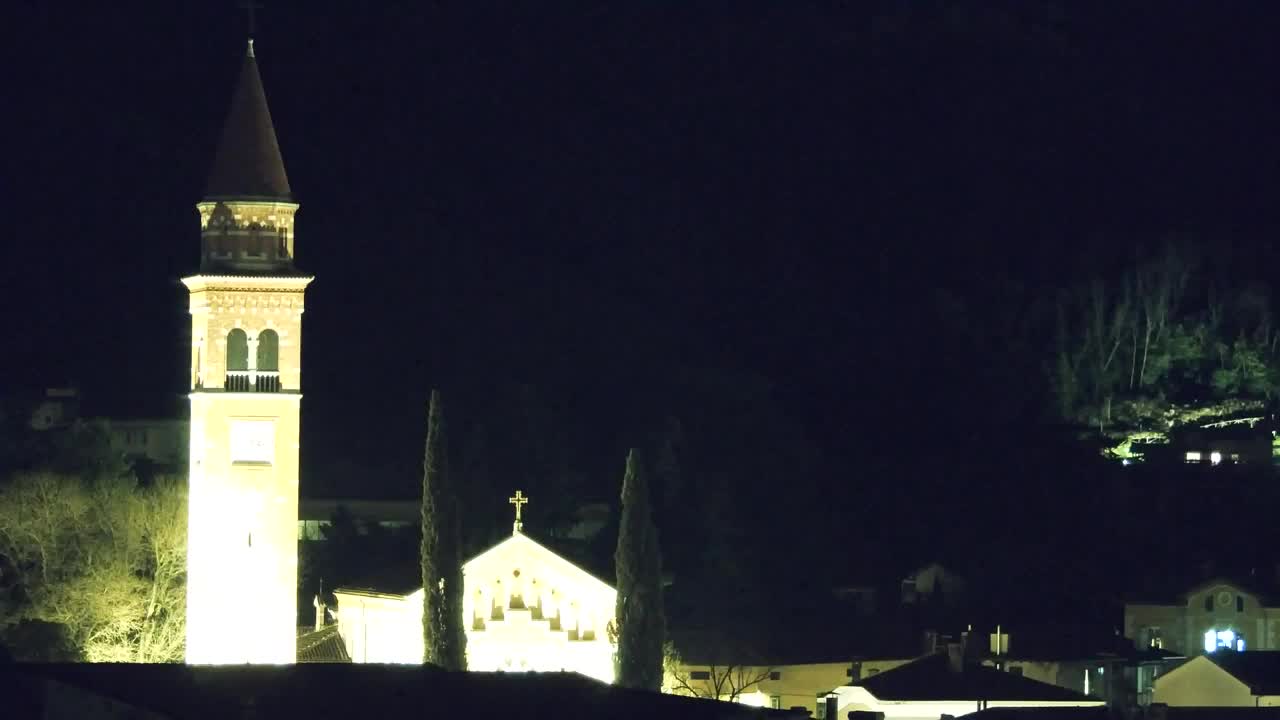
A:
[[183, 39, 313, 665]]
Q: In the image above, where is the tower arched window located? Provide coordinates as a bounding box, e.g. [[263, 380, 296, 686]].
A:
[[225, 329, 249, 391], [255, 329, 281, 392], [256, 330, 279, 371]]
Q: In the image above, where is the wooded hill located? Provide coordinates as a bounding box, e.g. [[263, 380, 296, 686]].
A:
[[1045, 241, 1280, 458]]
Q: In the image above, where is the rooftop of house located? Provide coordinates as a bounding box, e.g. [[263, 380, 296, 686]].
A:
[[852, 652, 1098, 703], [982, 622, 1184, 663], [2, 664, 805, 720], [1206, 650, 1280, 695]]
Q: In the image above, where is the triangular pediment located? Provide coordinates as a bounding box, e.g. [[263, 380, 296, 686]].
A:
[[335, 532, 615, 602], [465, 533, 614, 593]]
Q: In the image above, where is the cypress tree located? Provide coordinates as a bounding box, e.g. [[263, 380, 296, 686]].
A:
[[421, 389, 466, 670], [614, 448, 666, 690]]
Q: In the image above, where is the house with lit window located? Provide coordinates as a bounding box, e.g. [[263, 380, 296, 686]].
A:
[[976, 625, 1184, 709], [1125, 579, 1280, 656]]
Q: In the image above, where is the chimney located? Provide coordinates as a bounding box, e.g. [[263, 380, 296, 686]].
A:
[[923, 630, 939, 656], [946, 642, 964, 674], [313, 594, 326, 631]]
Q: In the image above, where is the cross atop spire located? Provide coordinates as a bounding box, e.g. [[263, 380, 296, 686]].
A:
[[509, 490, 529, 535], [241, 0, 263, 39]]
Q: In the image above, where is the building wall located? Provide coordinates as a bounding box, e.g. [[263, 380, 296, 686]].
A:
[[108, 420, 189, 466], [669, 659, 913, 713], [334, 593, 422, 664], [1126, 582, 1280, 655], [1152, 655, 1254, 707]]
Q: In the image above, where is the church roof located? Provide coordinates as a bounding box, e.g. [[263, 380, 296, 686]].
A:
[[205, 41, 292, 201], [296, 625, 351, 663]]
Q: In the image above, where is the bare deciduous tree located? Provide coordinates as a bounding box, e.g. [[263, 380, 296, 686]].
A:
[[663, 641, 775, 704], [0, 473, 186, 662]]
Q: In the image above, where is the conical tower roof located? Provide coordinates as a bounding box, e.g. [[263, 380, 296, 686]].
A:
[[205, 41, 292, 201]]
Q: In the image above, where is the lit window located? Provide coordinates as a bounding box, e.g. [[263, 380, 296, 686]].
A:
[[1204, 629, 1242, 653], [1210, 451, 1222, 465], [1186, 451, 1202, 462]]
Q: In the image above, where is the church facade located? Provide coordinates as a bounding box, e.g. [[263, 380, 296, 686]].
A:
[[335, 501, 618, 683], [184, 39, 312, 665]]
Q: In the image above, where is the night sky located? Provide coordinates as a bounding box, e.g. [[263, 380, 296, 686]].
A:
[[8, 3, 1280, 586]]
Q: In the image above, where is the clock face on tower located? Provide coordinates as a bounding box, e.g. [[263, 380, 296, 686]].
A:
[[230, 420, 275, 464]]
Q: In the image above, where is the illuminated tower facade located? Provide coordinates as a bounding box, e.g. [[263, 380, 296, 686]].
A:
[[183, 40, 312, 665]]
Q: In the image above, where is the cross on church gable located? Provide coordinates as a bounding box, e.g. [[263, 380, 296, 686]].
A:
[[509, 490, 528, 533]]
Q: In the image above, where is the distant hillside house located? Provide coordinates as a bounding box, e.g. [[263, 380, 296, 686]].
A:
[[333, 524, 616, 683], [1153, 651, 1280, 707], [1136, 423, 1273, 466], [1126, 579, 1280, 656], [106, 419, 188, 468], [901, 563, 967, 607]]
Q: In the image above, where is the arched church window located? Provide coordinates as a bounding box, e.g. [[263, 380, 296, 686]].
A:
[[226, 329, 249, 371], [1204, 595, 1214, 612], [225, 329, 249, 391], [255, 330, 281, 392], [257, 330, 279, 371]]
